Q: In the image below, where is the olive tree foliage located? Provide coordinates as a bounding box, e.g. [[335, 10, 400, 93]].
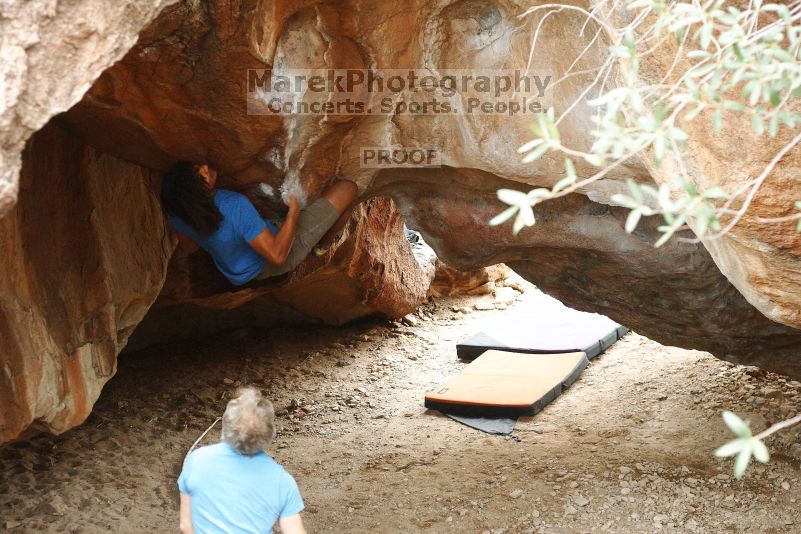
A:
[[492, 0, 801, 478], [715, 411, 801, 478]]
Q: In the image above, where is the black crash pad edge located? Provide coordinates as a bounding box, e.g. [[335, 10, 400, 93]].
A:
[[455, 326, 630, 361], [425, 353, 589, 418]]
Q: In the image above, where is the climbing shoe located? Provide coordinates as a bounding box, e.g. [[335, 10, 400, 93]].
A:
[[313, 233, 342, 256]]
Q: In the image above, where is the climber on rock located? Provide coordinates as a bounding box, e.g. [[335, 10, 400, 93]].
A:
[[161, 161, 358, 285]]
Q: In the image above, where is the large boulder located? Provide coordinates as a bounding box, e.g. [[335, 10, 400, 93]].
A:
[[2, 0, 801, 441], [0, 121, 173, 442], [429, 263, 512, 297], [373, 167, 801, 374], [0, 122, 432, 442], [620, 11, 801, 331], [0, 0, 176, 217]]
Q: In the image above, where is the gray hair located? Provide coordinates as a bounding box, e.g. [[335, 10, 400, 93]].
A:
[[221, 387, 276, 456]]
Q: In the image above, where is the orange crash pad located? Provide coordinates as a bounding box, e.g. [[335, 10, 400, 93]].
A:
[[425, 350, 588, 417]]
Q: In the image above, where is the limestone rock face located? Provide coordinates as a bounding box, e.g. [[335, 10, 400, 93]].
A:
[[374, 168, 801, 376], [3, 0, 801, 441], [629, 30, 801, 332], [0, 123, 431, 442], [429, 263, 512, 297], [0, 0, 176, 217], [0, 121, 173, 442]]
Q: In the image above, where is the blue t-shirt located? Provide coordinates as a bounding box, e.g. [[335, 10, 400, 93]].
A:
[[178, 442, 304, 534], [169, 190, 277, 285]]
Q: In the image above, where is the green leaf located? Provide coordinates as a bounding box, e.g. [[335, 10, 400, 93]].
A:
[[641, 185, 659, 199], [669, 127, 689, 142], [519, 204, 535, 226], [752, 439, 770, 463], [713, 108, 723, 132], [625, 208, 643, 233], [518, 139, 543, 153], [695, 212, 710, 237], [521, 142, 551, 163], [769, 114, 780, 138], [723, 101, 746, 112], [565, 158, 576, 180], [722, 410, 752, 438], [685, 104, 706, 121], [512, 215, 526, 235], [734, 443, 753, 479], [687, 50, 713, 59], [611, 194, 640, 209], [715, 438, 747, 458], [497, 189, 529, 206], [585, 154, 604, 167], [627, 178, 643, 203], [654, 228, 675, 248], [527, 188, 551, 203], [703, 187, 729, 199], [553, 176, 577, 194], [611, 45, 631, 59], [681, 180, 699, 197], [700, 23, 713, 50], [489, 206, 518, 226], [752, 114, 765, 135], [545, 113, 560, 141], [512, 205, 535, 235], [747, 81, 761, 106], [657, 185, 673, 212], [653, 134, 666, 166]]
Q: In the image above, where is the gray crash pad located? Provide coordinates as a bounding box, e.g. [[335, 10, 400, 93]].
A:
[[456, 293, 627, 360]]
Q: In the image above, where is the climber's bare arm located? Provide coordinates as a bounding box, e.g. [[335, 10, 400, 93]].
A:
[[176, 231, 199, 254], [179, 493, 194, 534], [278, 514, 306, 534], [248, 197, 300, 265]]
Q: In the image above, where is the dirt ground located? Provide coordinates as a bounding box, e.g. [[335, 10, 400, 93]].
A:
[[2, 283, 801, 533]]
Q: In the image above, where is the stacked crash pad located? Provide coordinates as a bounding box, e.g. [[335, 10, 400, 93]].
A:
[[425, 350, 588, 417], [426, 292, 627, 432], [456, 295, 627, 360]]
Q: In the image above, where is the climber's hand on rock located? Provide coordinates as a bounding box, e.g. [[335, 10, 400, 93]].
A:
[[287, 195, 300, 216]]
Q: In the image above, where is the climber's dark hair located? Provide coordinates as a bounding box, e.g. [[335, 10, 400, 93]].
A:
[[161, 161, 222, 235]]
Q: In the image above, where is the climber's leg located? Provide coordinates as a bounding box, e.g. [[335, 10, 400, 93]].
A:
[[256, 180, 358, 278], [316, 180, 358, 249]]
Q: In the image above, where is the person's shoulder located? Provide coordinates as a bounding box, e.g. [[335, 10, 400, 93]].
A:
[[190, 442, 230, 462], [266, 457, 297, 482], [216, 189, 251, 206], [217, 189, 259, 216]]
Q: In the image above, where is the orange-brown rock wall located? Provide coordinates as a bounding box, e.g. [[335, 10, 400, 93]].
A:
[[0, 121, 173, 442]]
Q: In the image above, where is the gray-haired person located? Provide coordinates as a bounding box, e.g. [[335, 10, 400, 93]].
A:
[[178, 387, 306, 534]]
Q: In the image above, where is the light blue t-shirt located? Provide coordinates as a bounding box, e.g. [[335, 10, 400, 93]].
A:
[[169, 190, 277, 285], [178, 442, 304, 534]]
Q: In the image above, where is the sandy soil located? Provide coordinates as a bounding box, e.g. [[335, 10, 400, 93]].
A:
[[2, 284, 801, 534]]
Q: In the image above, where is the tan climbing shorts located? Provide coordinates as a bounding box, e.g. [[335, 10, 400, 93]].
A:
[[256, 197, 339, 279]]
